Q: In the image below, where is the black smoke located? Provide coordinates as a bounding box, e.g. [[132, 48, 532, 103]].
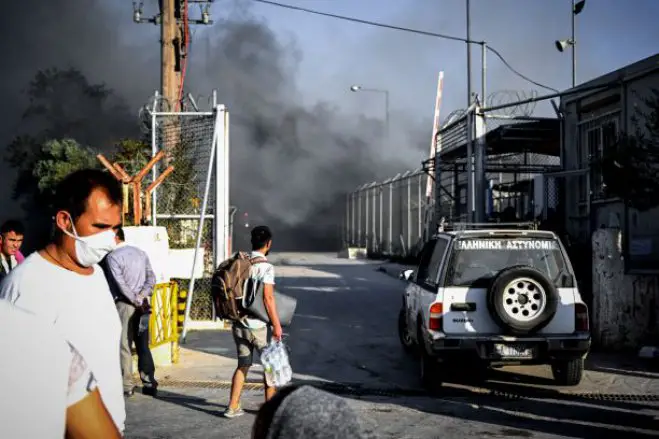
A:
[[0, 0, 426, 251]]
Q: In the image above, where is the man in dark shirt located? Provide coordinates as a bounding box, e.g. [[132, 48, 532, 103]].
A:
[[101, 227, 158, 397]]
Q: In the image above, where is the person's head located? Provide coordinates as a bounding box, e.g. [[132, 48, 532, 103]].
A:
[[51, 169, 123, 267], [115, 227, 125, 244], [0, 220, 25, 258], [251, 225, 273, 254], [252, 385, 374, 439]]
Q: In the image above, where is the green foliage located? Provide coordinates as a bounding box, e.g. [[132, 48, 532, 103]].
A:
[[597, 88, 659, 211], [4, 67, 136, 208], [33, 139, 101, 198], [112, 139, 151, 176]]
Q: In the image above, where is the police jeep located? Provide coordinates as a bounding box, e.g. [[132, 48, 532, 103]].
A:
[[397, 222, 591, 390]]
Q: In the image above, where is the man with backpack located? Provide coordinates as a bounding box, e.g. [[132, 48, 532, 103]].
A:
[[214, 225, 283, 419]]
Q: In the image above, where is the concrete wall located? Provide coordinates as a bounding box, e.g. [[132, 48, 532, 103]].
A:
[[592, 228, 659, 349]]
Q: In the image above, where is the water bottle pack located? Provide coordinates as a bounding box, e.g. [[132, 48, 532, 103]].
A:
[[261, 340, 293, 387]]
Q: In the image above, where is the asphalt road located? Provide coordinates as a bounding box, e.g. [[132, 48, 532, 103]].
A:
[[126, 252, 659, 438]]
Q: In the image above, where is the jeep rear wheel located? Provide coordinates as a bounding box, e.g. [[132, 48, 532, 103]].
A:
[[418, 325, 443, 392], [551, 358, 584, 386], [488, 266, 559, 335], [398, 308, 415, 354]]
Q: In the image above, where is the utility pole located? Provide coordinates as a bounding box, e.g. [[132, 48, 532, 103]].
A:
[[162, 0, 178, 110], [466, 0, 472, 107], [133, 0, 215, 111]]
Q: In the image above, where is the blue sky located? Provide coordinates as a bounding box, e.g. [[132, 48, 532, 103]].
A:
[[196, 0, 659, 120]]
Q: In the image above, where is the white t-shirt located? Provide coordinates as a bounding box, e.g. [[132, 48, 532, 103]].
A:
[[0, 301, 97, 438], [241, 251, 276, 330], [0, 253, 126, 432]]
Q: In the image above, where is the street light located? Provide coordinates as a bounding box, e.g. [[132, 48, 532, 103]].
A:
[[555, 0, 585, 88], [349, 84, 389, 136]]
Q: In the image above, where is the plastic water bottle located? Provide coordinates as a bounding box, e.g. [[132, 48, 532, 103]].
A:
[[263, 363, 276, 387]]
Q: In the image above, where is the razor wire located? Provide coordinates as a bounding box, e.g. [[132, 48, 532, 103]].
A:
[[487, 90, 539, 117]]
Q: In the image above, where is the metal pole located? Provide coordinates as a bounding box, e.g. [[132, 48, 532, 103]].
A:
[[417, 173, 423, 243], [371, 186, 376, 253], [345, 193, 350, 247], [181, 105, 224, 343], [378, 186, 383, 253], [466, 0, 472, 106], [406, 176, 412, 255], [364, 187, 370, 250], [357, 190, 362, 247], [571, 0, 576, 88], [481, 42, 487, 108], [352, 192, 356, 245], [150, 91, 159, 226], [388, 180, 393, 254], [466, 110, 474, 221]]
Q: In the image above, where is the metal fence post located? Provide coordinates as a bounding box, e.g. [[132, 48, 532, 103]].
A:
[[350, 192, 357, 245], [371, 184, 376, 253], [357, 187, 362, 247], [150, 92, 159, 226], [406, 173, 412, 255], [466, 107, 475, 222], [388, 178, 394, 254], [417, 171, 423, 244], [364, 185, 370, 251], [378, 184, 383, 254], [474, 105, 487, 222]]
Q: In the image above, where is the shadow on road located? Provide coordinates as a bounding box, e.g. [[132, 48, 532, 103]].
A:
[[180, 258, 659, 438], [148, 388, 259, 418]]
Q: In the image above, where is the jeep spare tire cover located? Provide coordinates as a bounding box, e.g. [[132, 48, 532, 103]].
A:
[[487, 265, 558, 335]]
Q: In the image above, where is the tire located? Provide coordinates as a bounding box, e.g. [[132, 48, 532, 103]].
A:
[[398, 309, 416, 354], [551, 358, 584, 386], [418, 324, 443, 392], [487, 265, 559, 335]]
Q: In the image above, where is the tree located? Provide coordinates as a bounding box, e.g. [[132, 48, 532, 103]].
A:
[[33, 139, 100, 200], [597, 88, 659, 211], [3, 68, 138, 249], [112, 139, 151, 176], [5, 67, 136, 209]]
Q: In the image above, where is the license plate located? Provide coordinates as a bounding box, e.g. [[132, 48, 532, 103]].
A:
[[494, 344, 534, 358]]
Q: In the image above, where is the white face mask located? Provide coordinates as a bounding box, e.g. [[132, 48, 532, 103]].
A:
[[61, 215, 117, 267]]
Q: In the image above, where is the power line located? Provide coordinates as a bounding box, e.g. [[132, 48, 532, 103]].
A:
[[252, 0, 558, 93], [487, 46, 559, 93]]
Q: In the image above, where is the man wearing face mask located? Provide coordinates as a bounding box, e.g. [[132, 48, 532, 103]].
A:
[[0, 169, 126, 434]]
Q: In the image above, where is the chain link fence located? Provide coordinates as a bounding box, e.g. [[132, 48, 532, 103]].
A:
[[345, 169, 428, 258], [151, 111, 219, 322]]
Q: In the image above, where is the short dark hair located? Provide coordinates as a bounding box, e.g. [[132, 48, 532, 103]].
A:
[[52, 169, 122, 220], [0, 219, 24, 236], [251, 225, 272, 250], [116, 226, 125, 242], [252, 384, 301, 439]]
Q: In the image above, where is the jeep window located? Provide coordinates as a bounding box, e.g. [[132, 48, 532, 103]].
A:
[[445, 238, 570, 288], [423, 238, 448, 287], [415, 239, 437, 283]]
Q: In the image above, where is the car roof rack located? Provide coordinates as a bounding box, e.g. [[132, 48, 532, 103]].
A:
[[437, 218, 539, 232]]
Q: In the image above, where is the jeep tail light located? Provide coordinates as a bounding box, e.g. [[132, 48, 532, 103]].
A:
[[429, 302, 443, 331], [575, 303, 589, 332]]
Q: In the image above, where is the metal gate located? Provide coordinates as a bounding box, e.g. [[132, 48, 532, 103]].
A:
[[434, 101, 561, 226], [147, 93, 229, 339]]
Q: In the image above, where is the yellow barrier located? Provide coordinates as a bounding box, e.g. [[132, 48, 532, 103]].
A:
[[149, 282, 179, 349]]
